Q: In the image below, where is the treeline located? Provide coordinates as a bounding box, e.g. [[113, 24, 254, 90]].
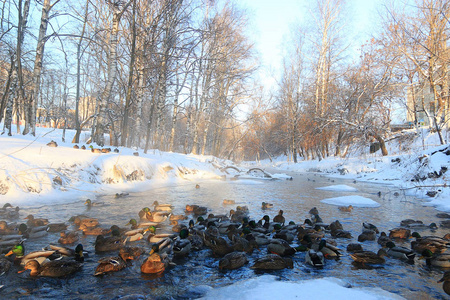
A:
[[0, 0, 448, 163], [241, 0, 450, 162], [0, 0, 255, 159]]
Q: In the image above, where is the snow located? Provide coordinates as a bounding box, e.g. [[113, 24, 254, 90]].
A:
[[316, 184, 358, 192], [201, 275, 404, 300], [321, 195, 381, 207], [0, 125, 448, 298], [242, 128, 450, 212]]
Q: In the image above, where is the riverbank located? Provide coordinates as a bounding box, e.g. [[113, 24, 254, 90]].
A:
[[0, 126, 449, 212]]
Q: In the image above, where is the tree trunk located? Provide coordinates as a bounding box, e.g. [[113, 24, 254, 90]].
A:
[[72, 0, 89, 144], [23, 0, 56, 136], [121, 0, 136, 147], [94, 1, 132, 146]]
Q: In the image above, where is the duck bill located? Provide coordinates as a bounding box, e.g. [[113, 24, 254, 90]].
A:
[[17, 268, 28, 274], [5, 250, 13, 257]]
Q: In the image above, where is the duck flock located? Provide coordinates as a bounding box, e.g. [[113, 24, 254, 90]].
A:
[[0, 193, 450, 297]]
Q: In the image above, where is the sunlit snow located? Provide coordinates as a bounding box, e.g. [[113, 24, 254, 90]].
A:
[[316, 184, 358, 192], [321, 195, 380, 207], [200, 275, 404, 300]]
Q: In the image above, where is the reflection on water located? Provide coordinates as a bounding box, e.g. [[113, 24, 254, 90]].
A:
[[1, 172, 448, 299]]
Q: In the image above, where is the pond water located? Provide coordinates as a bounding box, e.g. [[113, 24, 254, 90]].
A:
[[1, 171, 448, 299]]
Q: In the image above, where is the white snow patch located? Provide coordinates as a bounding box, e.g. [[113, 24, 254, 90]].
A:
[[321, 195, 380, 207], [201, 275, 404, 300], [316, 184, 358, 192]]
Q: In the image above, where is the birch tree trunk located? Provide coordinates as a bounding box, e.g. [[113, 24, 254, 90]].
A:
[[72, 0, 89, 144], [93, 0, 132, 146], [23, 0, 59, 136], [3, 0, 30, 136], [121, 0, 136, 146]]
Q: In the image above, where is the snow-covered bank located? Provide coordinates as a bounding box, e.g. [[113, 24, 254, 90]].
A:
[[0, 126, 445, 298], [200, 275, 404, 300], [241, 129, 450, 212], [0, 128, 229, 207]]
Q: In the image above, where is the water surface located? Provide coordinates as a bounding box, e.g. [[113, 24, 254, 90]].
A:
[[1, 171, 448, 299]]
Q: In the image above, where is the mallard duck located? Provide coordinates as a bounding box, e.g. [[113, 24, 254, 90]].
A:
[[402, 220, 438, 230], [141, 243, 170, 274], [259, 215, 273, 231], [6, 242, 58, 266], [230, 209, 248, 223], [349, 249, 386, 265], [305, 249, 325, 267], [46, 223, 68, 232], [58, 231, 79, 244], [261, 202, 273, 209], [273, 227, 295, 243], [18, 223, 48, 239], [400, 219, 422, 227], [273, 210, 285, 225], [94, 251, 131, 276], [114, 192, 129, 198], [389, 228, 411, 239], [0, 203, 19, 219], [313, 239, 342, 258], [80, 225, 111, 236], [94, 233, 122, 253], [123, 227, 148, 243], [188, 231, 204, 250], [144, 225, 175, 243], [385, 241, 415, 261], [0, 256, 12, 275], [75, 217, 99, 229], [153, 201, 173, 212], [298, 227, 325, 242], [127, 218, 159, 230], [19, 259, 82, 277], [331, 229, 352, 239], [377, 232, 392, 247], [173, 228, 191, 257], [145, 211, 170, 223], [0, 221, 18, 235], [338, 205, 353, 212], [267, 239, 298, 256], [203, 233, 233, 257], [231, 234, 257, 254], [250, 254, 294, 270], [311, 214, 323, 224], [119, 246, 145, 260], [363, 222, 379, 234], [329, 220, 344, 233], [309, 207, 319, 215], [421, 249, 450, 268], [45, 244, 86, 262], [346, 243, 363, 252], [24, 215, 49, 227], [438, 271, 450, 295], [186, 205, 207, 215], [411, 232, 449, 254], [219, 251, 248, 270], [358, 229, 377, 242], [170, 214, 187, 221], [84, 199, 104, 208]]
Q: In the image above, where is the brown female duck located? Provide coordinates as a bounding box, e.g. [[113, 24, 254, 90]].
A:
[[141, 244, 170, 274], [18, 259, 82, 277]]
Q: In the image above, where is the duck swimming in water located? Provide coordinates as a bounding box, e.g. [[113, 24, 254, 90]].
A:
[[19, 259, 82, 277]]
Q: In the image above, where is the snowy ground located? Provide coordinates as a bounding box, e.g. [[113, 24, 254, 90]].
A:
[[241, 129, 450, 213], [0, 125, 448, 299]]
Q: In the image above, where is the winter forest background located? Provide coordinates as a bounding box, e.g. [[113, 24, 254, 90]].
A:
[[0, 0, 449, 162]]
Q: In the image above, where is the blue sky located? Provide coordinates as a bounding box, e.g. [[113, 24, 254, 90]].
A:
[[238, 0, 384, 88]]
